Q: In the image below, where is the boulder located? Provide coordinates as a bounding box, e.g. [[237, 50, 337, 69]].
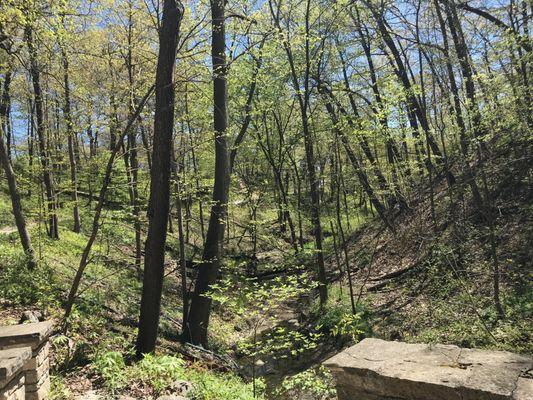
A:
[[19, 311, 43, 325], [324, 338, 532, 400], [169, 379, 193, 396]]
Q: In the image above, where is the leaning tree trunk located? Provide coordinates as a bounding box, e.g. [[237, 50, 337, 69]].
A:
[[136, 0, 183, 357], [63, 85, 155, 326], [0, 75, 36, 268], [184, 0, 231, 346]]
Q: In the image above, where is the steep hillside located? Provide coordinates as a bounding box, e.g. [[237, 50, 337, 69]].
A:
[[337, 133, 532, 354]]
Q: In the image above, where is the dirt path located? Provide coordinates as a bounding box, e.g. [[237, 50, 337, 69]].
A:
[[0, 225, 17, 235]]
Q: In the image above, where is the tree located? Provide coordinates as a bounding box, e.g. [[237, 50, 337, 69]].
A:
[[184, 0, 231, 346], [0, 69, 36, 268], [269, 0, 328, 306], [57, 18, 81, 233], [136, 0, 184, 356], [25, 17, 59, 239]]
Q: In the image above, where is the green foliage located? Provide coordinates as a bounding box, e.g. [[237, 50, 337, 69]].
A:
[[49, 375, 72, 400], [136, 354, 186, 392], [93, 351, 127, 392], [241, 327, 322, 360], [313, 293, 371, 343], [0, 194, 13, 226], [0, 253, 59, 309], [91, 350, 258, 399], [93, 351, 186, 394], [331, 312, 366, 342], [188, 369, 263, 400], [275, 366, 336, 400]]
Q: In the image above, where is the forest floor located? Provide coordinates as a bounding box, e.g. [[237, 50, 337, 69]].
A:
[[0, 136, 531, 399]]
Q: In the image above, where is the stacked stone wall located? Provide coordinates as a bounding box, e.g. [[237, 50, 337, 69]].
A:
[[0, 322, 53, 400], [0, 347, 31, 400]]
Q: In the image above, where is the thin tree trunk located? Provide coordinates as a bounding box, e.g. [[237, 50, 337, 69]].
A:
[[319, 85, 394, 232], [63, 84, 155, 326], [0, 75, 36, 268], [1, 71, 12, 160], [60, 45, 81, 233], [172, 141, 188, 334], [185, 89, 205, 242], [25, 23, 59, 239], [125, 0, 143, 274], [269, 0, 328, 305]]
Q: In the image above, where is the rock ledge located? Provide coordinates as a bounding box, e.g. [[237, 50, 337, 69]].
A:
[[324, 338, 532, 400]]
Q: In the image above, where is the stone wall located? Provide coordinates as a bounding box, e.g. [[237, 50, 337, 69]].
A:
[[0, 347, 31, 400], [324, 338, 532, 400], [0, 322, 53, 400]]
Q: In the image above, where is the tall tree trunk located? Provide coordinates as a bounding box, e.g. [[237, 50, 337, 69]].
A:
[[0, 75, 36, 268], [136, 0, 183, 356], [60, 46, 81, 233], [25, 23, 59, 239], [1, 71, 12, 160], [184, 0, 231, 346], [269, 0, 328, 305], [172, 142, 188, 330], [125, 3, 143, 275]]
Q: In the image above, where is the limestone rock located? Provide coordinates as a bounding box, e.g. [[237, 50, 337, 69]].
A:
[[0, 322, 54, 350], [169, 379, 193, 396], [0, 348, 31, 387], [324, 338, 532, 400], [19, 311, 42, 325]]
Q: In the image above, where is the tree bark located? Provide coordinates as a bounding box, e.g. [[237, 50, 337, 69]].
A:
[[0, 75, 36, 268], [184, 0, 231, 346], [269, 0, 328, 305], [136, 0, 183, 356], [25, 23, 59, 239], [0, 71, 12, 159], [60, 45, 81, 233]]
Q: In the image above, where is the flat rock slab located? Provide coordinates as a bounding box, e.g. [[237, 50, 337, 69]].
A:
[[0, 322, 54, 350], [0, 347, 31, 387], [324, 338, 532, 400]]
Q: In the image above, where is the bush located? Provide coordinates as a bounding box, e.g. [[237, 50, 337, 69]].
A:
[[313, 293, 371, 343], [93, 351, 127, 392], [91, 350, 258, 399], [275, 366, 336, 400], [188, 369, 262, 400], [49, 375, 72, 400], [136, 354, 186, 392]]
